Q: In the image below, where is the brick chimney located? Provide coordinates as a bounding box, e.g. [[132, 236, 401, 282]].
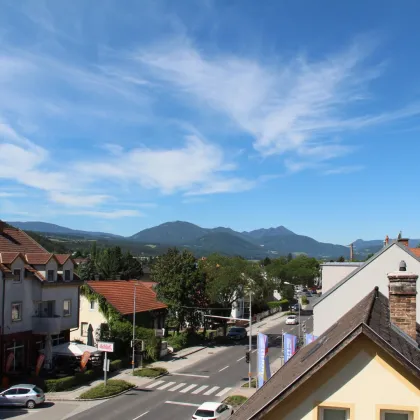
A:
[[388, 261, 418, 340], [398, 238, 409, 247], [384, 235, 389, 247]]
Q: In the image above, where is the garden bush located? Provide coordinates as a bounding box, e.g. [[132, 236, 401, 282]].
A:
[[241, 378, 257, 388], [301, 295, 309, 305], [267, 301, 281, 309], [133, 367, 168, 378], [109, 359, 122, 372], [44, 369, 101, 392], [224, 395, 248, 407], [78, 380, 133, 400]]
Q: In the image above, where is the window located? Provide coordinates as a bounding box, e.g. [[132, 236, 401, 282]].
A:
[[3, 389, 17, 396], [64, 270, 71, 281], [11, 302, 22, 322], [319, 407, 350, 420], [13, 269, 21, 283], [17, 388, 30, 395], [381, 411, 413, 420], [47, 270, 55, 282], [81, 322, 88, 337], [51, 334, 65, 346], [90, 300, 95, 310], [63, 300, 71, 317]]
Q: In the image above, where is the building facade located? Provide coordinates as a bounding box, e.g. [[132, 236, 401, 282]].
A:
[[320, 262, 363, 294], [0, 222, 81, 374]]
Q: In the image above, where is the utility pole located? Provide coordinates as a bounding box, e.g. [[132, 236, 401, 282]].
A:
[[298, 298, 301, 345], [248, 290, 252, 388], [132, 282, 137, 374]]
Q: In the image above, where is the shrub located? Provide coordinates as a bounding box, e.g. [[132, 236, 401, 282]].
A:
[[133, 367, 168, 378], [109, 359, 122, 372], [301, 295, 309, 305], [44, 369, 101, 392], [267, 301, 281, 309], [78, 380, 133, 400], [241, 378, 257, 388], [224, 395, 248, 407]]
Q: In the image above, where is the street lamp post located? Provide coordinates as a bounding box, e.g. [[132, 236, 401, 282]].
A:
[[248, 290, 252, 388], [132, 282, 137, 374]]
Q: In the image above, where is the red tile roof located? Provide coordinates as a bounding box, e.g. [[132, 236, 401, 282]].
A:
[[142, 281, 157, 289], [410, 248, 420, 257], [0, 263, 11, 273], [0, 224, 47, 253], [0, 252, 23, 264], [87, 280, 167, 315], [55, 254, 71, 265], [25, 253, 55, 265]]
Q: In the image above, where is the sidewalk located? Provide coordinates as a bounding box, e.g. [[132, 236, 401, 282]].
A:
[[46, 310, 287, 401]]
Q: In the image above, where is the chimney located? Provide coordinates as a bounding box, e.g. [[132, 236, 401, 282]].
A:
[[0, 221, 5, 233], [384, 235, 389, 247], [397, 237, 409, 247], [388, 260, 418, 341], [94, 274, 100, 281], [349, 243, 354, 262]]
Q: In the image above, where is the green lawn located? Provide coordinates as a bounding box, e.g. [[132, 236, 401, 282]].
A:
[[78, 380, 133, 400]]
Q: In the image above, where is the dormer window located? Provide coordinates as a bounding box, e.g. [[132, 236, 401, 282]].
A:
[[13, 269, 21, 283], [47, 270, 55, 282], [64, 270, 71, 282]]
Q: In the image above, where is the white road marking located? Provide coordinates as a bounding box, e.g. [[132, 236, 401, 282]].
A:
[[192, 385, 209, 394], [251, 349, 257, 353], [237, 356, 245, 361], [219, 365, 229, 372], [145, 380, 165, 389], [216, 387, 232, 397], [165, 401, 200, 407], [168, 382, 186, 391], [203, 386, 220, 395], [133, 412, 150, 420], [171, 372, 210, 378], [179, 384, 198, 393], [157, 381, 176, 390]]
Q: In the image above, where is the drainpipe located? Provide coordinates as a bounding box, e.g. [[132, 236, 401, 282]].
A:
[[1, 273, 6, 376]]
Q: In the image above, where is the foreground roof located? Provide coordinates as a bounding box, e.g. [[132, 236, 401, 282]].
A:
[[87, 280, 167, 315], [231, 288, 420, 420]]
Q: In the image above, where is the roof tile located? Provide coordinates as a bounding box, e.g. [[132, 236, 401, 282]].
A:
[[87, 280, 167, 315], [0, 225, 47, 253]]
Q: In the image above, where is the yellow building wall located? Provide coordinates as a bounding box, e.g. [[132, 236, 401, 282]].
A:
[[264, 336, 420, 420]]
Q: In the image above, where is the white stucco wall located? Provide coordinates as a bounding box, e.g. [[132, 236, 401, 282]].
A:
[[279, 344, 420, 420], [321, 263, 362, 294], [70, 295, 106, 344], [314, 244, 420, 336], [61, 259, 74, 281]]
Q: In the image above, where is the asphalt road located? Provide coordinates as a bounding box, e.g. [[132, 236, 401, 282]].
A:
[[65, 303, 316, 420]]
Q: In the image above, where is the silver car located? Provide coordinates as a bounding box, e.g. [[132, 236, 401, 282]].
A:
[[0, 384, 45, 409]]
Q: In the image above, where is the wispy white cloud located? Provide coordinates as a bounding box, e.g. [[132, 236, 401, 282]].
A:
[[50, 192, 111, 207], [323, 165, 364, 175], [136, 38, 420, 163], [69, 209, 143, 219]]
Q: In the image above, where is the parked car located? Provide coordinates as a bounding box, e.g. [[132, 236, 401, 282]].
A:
[[227, 327, 247, 340], [0, 384, 45, 409], [285, 315, 298, 325], [291, 304, 301, 312], [192, 402, 234, 419], [306, 291, 312, 297]]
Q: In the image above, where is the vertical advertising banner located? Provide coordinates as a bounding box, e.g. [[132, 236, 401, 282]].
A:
[[35, 354, 45, 376], [80, 351, 91, 371], [305, 334, 318, 345], [257, 333, 271, 388], [283, 333, 297, 363]]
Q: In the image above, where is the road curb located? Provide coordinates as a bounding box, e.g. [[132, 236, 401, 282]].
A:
[[46, 385, 137, 402]]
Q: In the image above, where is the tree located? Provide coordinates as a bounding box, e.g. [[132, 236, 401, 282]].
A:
[[152, 248, 207, 333], [287, 253, 293, 262], [337, 256, 345, 262], [261, 257, 272, 266]]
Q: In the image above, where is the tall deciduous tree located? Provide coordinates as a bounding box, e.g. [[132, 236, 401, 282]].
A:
[[152, 248, 207, 333]]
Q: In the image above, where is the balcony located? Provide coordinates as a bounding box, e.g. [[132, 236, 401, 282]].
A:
[[32, 315, 62, 335]]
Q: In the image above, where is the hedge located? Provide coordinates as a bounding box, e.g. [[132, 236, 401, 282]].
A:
[[301, 295, 309, 305], [109, 359, 122, 372], [133, 367, 168, 378], [268, 299, 289, 310], [224, 395, 248, 407], [45, 369, 101, 392], [78, 380, 133, 400]]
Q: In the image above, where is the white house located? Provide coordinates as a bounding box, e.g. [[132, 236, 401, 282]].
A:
[[0, 221, 81, 373], [313, 238, 420, 337], [320, 262, 363, 293]]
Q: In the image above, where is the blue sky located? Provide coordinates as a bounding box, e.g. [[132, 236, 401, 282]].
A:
[[1, 0, 420, 244]]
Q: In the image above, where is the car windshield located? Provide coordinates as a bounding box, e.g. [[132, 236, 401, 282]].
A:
[[288, 316, 296, 319], [195, 409, 215, 417], [229, 328, 242, 333]]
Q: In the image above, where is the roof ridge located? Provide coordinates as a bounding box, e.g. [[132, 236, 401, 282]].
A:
[[16, 227, 48, 253], [364, 286, 379, 325]]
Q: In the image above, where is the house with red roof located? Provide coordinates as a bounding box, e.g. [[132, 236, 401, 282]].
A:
[[0, 221, 82, 374], [70, 280, 167, 345]]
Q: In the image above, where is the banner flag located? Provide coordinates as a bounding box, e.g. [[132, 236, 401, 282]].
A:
[[283, 333, 297, 363], [257, 333, 271, 388]]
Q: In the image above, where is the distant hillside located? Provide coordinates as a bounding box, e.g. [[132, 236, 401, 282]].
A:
[[9, 221, 122, 239], [7, 219, 397, 260]]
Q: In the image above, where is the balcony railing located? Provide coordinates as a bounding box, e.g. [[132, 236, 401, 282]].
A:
[[32, 315, 62, 335]]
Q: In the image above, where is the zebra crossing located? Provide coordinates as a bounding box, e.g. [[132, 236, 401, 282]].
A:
[[145, 380, 232, 397]]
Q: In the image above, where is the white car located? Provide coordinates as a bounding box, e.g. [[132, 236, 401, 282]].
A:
[[285, 315, 298, 325], [192, 402, 234, 419]]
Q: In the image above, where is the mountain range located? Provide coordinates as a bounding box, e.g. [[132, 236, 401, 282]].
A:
[[8, 220, 413, 260]]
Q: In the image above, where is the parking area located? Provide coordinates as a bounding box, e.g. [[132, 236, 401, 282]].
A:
[[0, 401, 104, 420]]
